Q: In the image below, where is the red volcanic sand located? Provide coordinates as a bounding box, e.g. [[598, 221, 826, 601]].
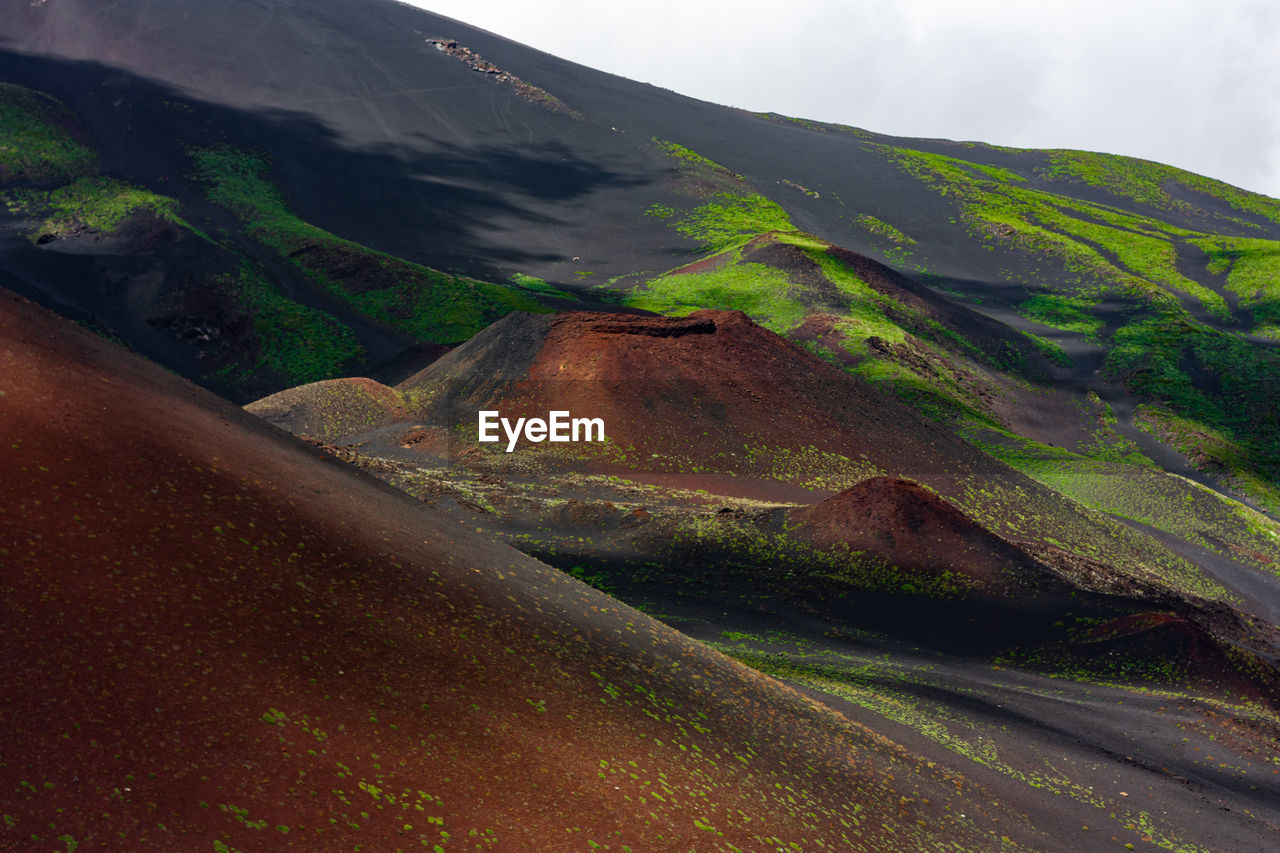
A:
[[403, 309, 992, 487], [787, 477, 1055, 592], [0, 291, 1018, 850]]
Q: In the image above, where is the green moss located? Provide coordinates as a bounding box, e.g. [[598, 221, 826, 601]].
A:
[[219, 262, 362, 384], [651, 139, 740, 177], [1019, 330, 1073, 367], [31, 176, 184, 240], [887, 146, 1232, 316], [1097, 310, 1280, 508], [0, 84, 98, 184], [1031, 206, 1228, 319], [650, 139, 794, 252], [851, 214, 916, 245], [964, 421, 1279, 582], [1042, 149, 1280, 228], [629, 230, 1024, 429], [188, 145, 547, 344], [1192, 235, 1280, 326], [1136, 405, 1280, 513], [668, 193, 794, 253], [509, 272, 577, 300], [626, 253, 805, 333], [1018, 293, 1104, 338], [667, 511, 971, 599]]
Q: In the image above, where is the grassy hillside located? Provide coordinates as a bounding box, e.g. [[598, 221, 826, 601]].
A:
[[627, 135, 1280, 511]]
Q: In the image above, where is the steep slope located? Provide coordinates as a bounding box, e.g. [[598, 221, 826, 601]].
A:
[[244, 304, 1280, 851], [4, 0, 1280, 504], [0, 288, 1038, 851]]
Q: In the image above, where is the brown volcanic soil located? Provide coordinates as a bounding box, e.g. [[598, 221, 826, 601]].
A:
[[404, 308, 980, 479], [0, 289, 1037, 851], [394, 310, 1186, 576], [382, 307, 1270, 613], [1039, 611, 1280, 700], [787, 476, 1062, 594], [247, 376, 409, 444]]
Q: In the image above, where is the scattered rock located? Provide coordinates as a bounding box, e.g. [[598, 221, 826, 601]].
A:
[[426, 38, 580, 118]]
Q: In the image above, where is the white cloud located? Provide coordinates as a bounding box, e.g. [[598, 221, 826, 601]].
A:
[[410, 0, 1280, 196]]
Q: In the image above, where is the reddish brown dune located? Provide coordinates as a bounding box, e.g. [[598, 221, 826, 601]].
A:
[[0, 289, 1033, 851], [246, 376, 409, 443], [787, 477, 1060, 593], [1058, 611, 1280, 698], [790, 312, 864, 368], [399, 309, 994, 486]]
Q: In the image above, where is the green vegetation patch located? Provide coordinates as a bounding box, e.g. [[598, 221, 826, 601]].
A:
[[627, 254, 806, 333], [217, 262, 362, 385], [1098, 312, 1280, 509], [851, 213, 916, 245], [650, 138, 794, 252], [189, 145, 547, 343], [1019, 330, 1073, 367], [0, 83, 98, 184], [1108, 315, 1279, 437], [670, 192, 794, 253], [668, 511, 974, 599], [652, 139, 741, 177], [508, 272, 577, 300], [1018, 292, 1104, 338], [1034, 206, 1228, 319], [965, 422, 1280, 583], [884, 141, 1280, 500], [887, 145, 1221, 313], [1193, 235, 1280, 328], [29, 176, 183, 241], [1136, 405, 1280, 513], [629, 231, 1026, 427], [1042, 149, 1280, 228]]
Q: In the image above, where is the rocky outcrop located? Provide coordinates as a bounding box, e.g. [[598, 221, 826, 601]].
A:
[[427, 38, 581, 118]]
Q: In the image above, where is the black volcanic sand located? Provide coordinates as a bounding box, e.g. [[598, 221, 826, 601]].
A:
[[0, 0, 684, 285], [8, 0, 1273, 299], [614, 592, 1280, 853]]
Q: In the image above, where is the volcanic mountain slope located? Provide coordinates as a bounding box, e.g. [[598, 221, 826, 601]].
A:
[[0, 289, 1073, 851], [257, 307, 1280, 610], [251, 306, 1280, 692], [4, 0, 1280, 510], [248, 306, 1280, 851]]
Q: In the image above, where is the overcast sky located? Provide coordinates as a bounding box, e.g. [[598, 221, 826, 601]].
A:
[[407, 0, 1280, 198]]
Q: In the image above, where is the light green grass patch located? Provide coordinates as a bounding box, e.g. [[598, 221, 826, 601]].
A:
[[627, 259, 804, 333], [32, 176, 184, 240], [189, 145, 548, 343], [0, 83, 98, 184]]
